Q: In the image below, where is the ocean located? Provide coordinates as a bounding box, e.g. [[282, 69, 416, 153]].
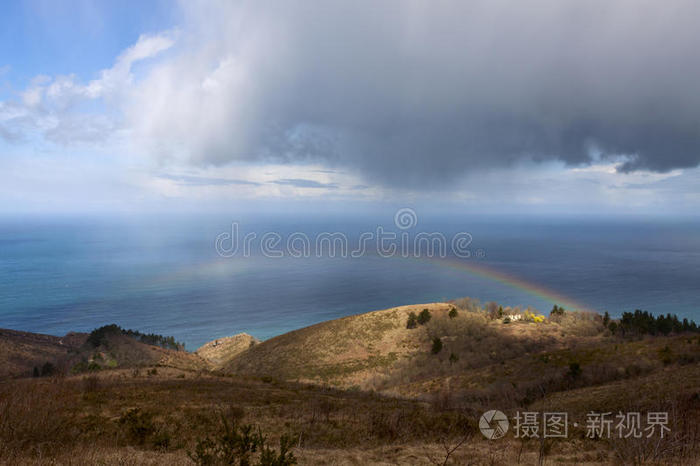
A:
[[1, 212, 698, 349]]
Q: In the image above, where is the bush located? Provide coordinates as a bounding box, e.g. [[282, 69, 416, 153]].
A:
[[431, 337, 443, 354], [448, 308, 458, 319], [406, 312, 418, 329], [119, 408, 156, 445], [449, 352, 458, 364], [71, 360, 101, 374], [188, 414, 296, 466], [259, 434, 297, 466], [40, 362, 56, 377], [550, 305, 565, 317], [417, 309, 432, 325], [567, 361, 582, 379]]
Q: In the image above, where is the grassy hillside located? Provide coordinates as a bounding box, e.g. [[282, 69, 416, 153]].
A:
[[223, 303, 451, 387], [0, 325, 208, 379], [195, 333, 259, 369], [222, 301, 607, 393], [0, 329, 87, 378], [2, 300, 700, 464]]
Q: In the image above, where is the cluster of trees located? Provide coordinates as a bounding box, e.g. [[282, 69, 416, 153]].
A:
[[406, 309, 432, 329], [87, 324, 185, 351], [550, 305, 565, 317], [610, 310, 699, 336], [32, 361, 55, 377]]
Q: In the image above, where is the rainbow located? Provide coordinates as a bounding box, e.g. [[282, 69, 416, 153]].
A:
[[410, 255, 592, 312], [148, 254, 592, 313]]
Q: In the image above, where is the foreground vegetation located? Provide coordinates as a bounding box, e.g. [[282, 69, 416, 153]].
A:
[[1, 300, 700, 464]]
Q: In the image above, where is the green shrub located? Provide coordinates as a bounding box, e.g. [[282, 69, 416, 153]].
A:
[[431, 337, 443, 354], [71, 360, 101, 374], [448, 352, 458, 364], [406, 312, 418, 329], [550, 305, 565, 318], [259, 434, 297, 466], [448, 308, 458, 319], [417, 309, 432, 325], [188, 414, 296, 466], [567, 361, 582, 379]]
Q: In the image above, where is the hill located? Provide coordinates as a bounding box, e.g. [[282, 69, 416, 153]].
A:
[[221, 301, 602, 394], [195, 333, 259, 369], [2, 301, 700, 464], [0, 328, 87, 378], [0, 325, 208, 379], [223, 303, 456, 387]]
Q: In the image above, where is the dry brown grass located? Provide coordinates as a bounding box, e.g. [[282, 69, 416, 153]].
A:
[[195, 333, 260, 369], [3, 304, 700, 464], [0, 369, 481, 464]]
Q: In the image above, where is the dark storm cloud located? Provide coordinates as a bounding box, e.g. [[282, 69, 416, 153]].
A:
[[141, 0, 700, 187]]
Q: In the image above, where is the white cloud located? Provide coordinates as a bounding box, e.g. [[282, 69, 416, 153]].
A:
[[0, 31, 175, 147]]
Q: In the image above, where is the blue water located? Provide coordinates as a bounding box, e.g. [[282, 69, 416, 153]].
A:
[[1, 213, 698, 349]]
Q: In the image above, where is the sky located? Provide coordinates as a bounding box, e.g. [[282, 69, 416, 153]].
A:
[[2, 0, 700, 215]]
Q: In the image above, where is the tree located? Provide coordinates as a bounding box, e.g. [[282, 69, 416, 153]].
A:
[[448, 307, 458, 319], [406, 312, 418, 329], [418, 309, 432, 325], [431, 337, 443, 354], [550, 305, 565, 317]]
